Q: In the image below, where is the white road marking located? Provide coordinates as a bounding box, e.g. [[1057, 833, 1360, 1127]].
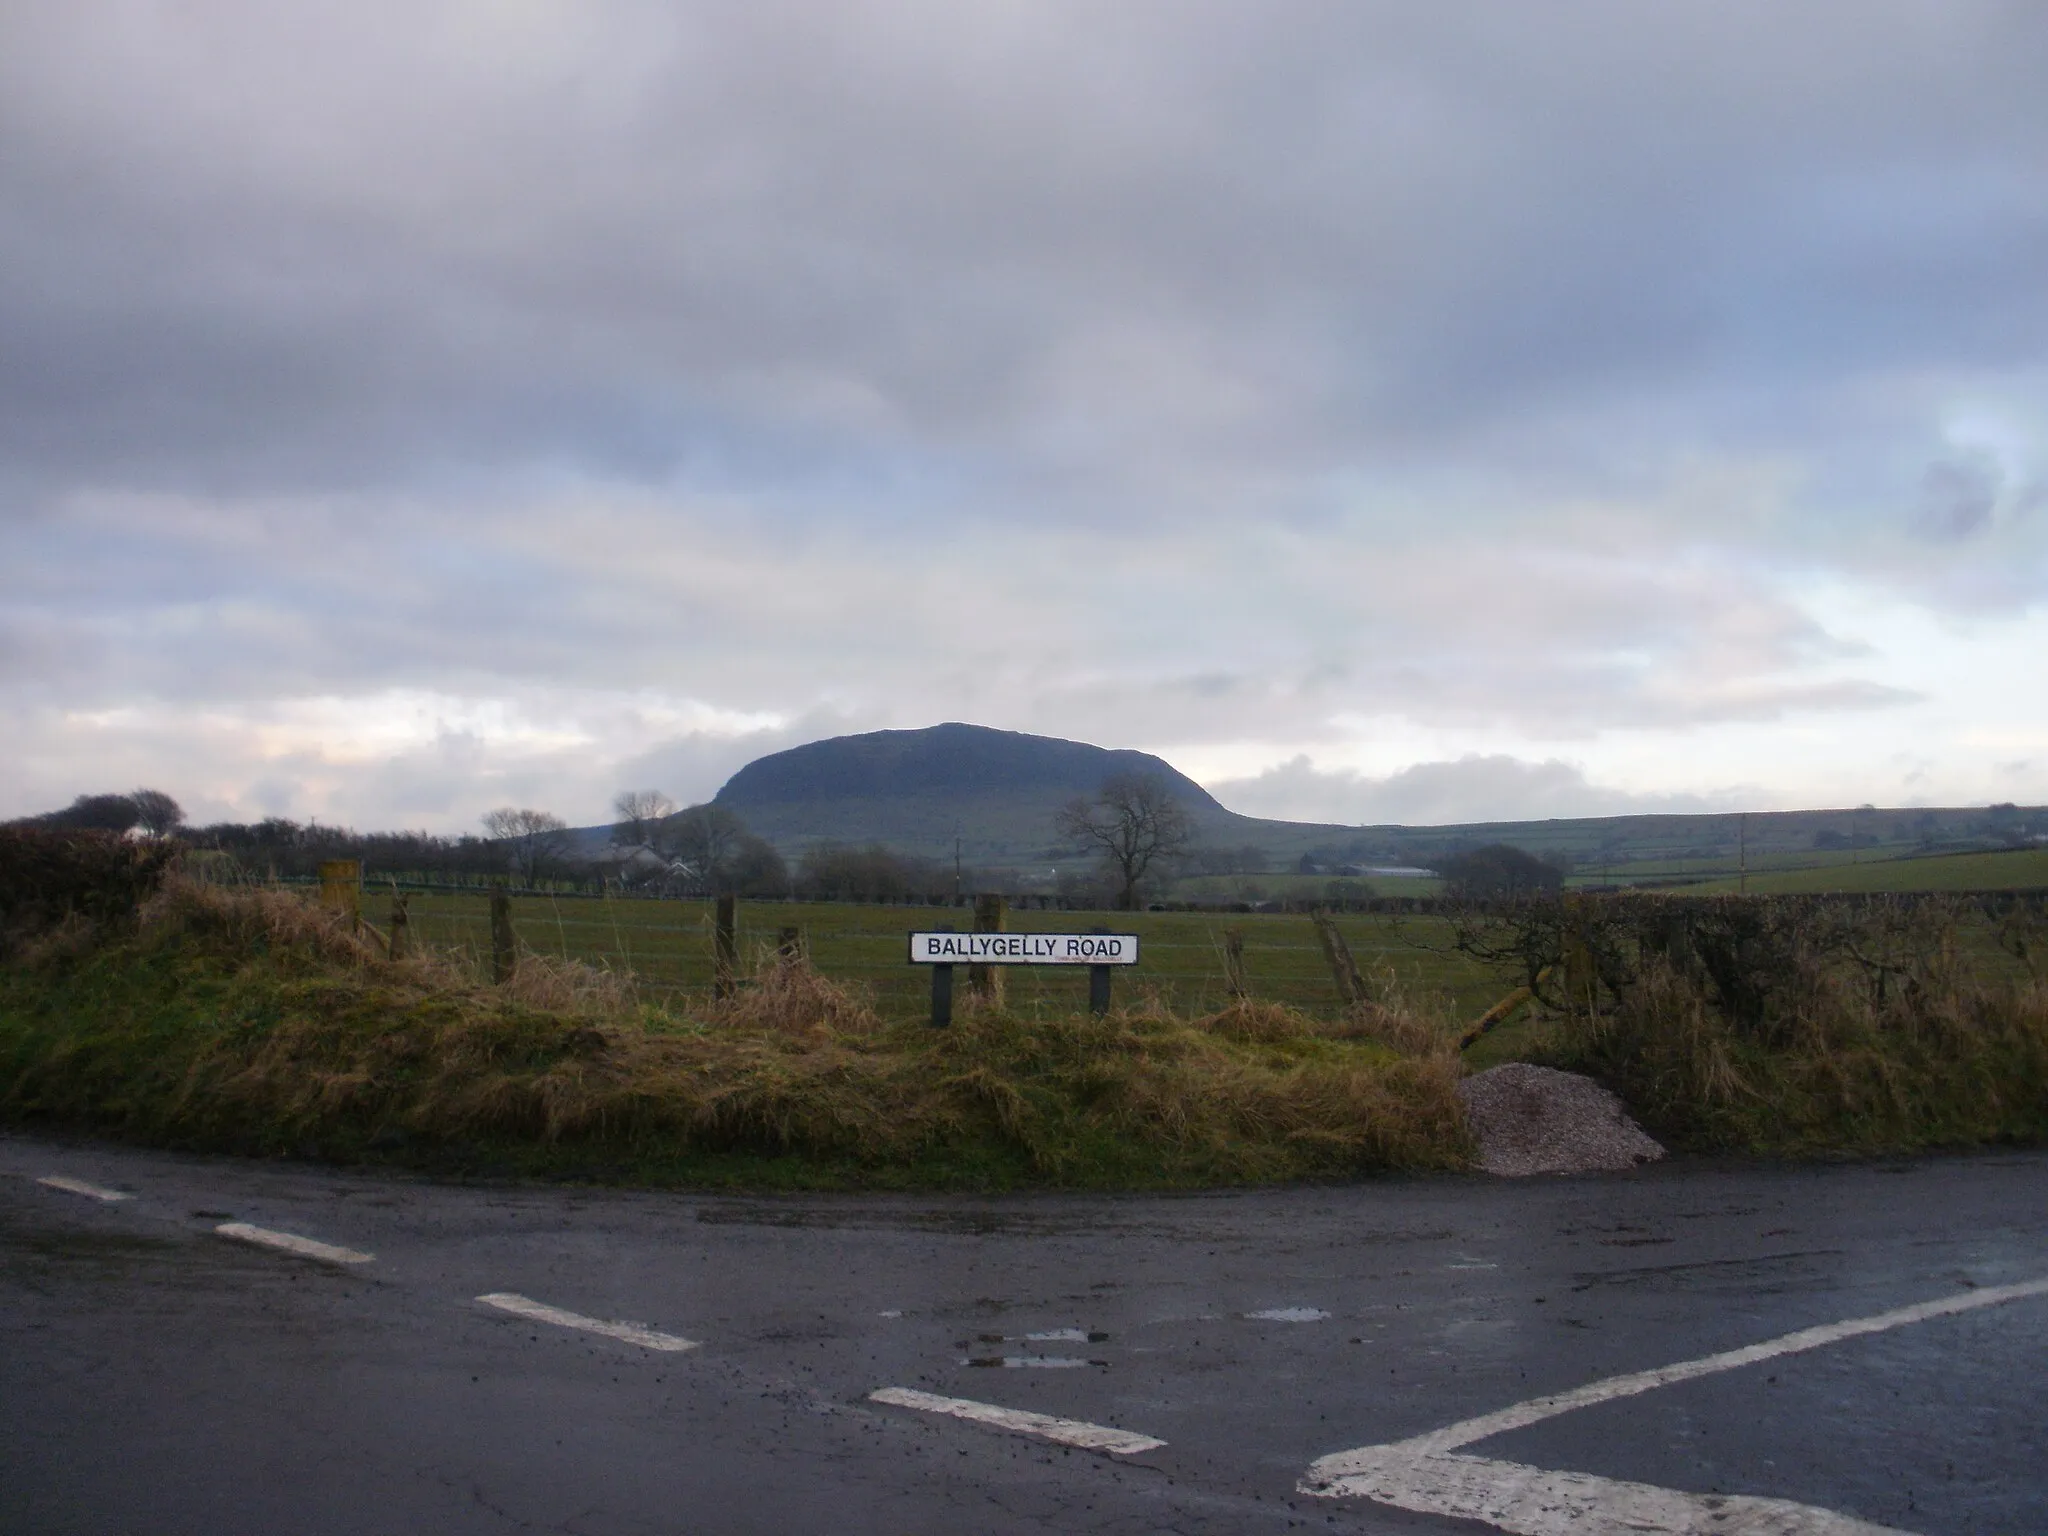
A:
[[36, 1175, 132, 1202], [475, 1292, 697, 1352], [214, 1222, 374, 1265], [964, 1354, 1098, 1369], [1304, 1275, 2048, 1535], [869, 1387, 1165, 1455], [1247, 1307, 1329, 1322], [1312, 1447, 1911, 1534]]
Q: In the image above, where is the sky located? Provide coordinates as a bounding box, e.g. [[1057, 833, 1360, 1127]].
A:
[[4, 1, 2046, 833]]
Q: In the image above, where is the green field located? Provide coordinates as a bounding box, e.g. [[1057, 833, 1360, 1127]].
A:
[[1165, 872, 1443, 902], [388, 893, 1508, 1024], [1674, 847, 2048, 895]]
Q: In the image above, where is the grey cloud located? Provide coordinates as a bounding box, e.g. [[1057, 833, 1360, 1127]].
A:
[[3, 2, 2045, 510], [1914, 455, 2002, 543], [0, 476, 1923, 744], [612, 710, 870, 810], [3, 2, 2044, 829], [1209, 754, 1737, 826]]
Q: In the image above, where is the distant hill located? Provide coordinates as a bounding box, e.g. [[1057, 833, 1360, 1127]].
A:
[[711, 722, 1304, 863], [572, 720, 2041, 890]]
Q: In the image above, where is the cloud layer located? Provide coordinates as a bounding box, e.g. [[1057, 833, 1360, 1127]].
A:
[[3, 3, 2046, 829], [1210, 754, 1737, 827]]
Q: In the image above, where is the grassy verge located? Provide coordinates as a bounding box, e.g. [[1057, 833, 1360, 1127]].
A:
[[1499, 900, 2048, 1155], [0, 879, 1472, 1190], [9, 875, 2044, 1185]]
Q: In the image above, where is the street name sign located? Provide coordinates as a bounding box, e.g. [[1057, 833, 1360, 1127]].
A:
[[908, 931, 1140, 966]]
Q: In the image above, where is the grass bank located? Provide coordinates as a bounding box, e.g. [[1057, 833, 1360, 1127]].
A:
[[0, 878, 1472, 1189], [8, 866, 2046, 1186], [1458, 895, 2048, 1155]]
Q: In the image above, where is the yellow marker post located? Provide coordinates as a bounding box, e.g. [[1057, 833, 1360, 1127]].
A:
[[317, 860, 361, 929]]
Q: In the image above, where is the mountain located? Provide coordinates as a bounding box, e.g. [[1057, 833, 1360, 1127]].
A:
[[710, 722, 1309, 863], [606, 721, 2043, 887]]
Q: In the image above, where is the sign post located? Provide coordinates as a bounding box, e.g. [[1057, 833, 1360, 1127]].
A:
[[1087, 925, 1114, 1016], [909, 927, 1140, 1024]]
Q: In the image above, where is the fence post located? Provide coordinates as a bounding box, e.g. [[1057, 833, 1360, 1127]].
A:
[[1222, 927, 1247, 1000], [929, 923, 955, 1028], [489, 885, 516, 984], [714, 893, 738, 999], [1311, 908, 1365, 1006], [1088, 924, 1113, 1016], [969, 893, 1006, 1007], [387, 882, 410, 962], [319, 859, 361, 931]]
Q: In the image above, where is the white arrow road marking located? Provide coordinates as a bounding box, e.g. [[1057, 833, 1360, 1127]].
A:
[[36, 1175, 132, 1202], [1303, 1274, 2048, 1535], [869, 1387, 1165, 1456], [1310, 1446, 1911, 1534], [476, 1292, 697, 1352], [214, 1222, 374, 1265]]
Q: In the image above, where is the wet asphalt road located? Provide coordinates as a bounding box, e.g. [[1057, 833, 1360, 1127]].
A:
[[2, 1134, 2045, 1535]]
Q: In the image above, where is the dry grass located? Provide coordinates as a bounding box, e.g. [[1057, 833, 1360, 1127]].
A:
[[1544, 948, 2048, 1153], [0, 876, 1472, 1187]]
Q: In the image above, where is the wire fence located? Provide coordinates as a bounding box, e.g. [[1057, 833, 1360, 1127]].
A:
[[378, 892, 1505, 1022]]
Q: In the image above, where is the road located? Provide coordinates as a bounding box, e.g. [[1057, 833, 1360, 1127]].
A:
[[3, 1134, 2044, 1534]]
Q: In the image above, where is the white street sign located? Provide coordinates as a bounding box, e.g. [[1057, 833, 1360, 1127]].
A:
[[908, 931, 1140, 966]]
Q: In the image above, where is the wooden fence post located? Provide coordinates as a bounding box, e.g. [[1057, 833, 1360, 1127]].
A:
[[714, 893, 738, 999], [1310, 908, 1365, 1006], [969, 893, 1006, 1006], [489, 885, 516, 984], [319, 859, 361, 931], [1222, 927, 1247, 1000], [387, 883, 410, 962]]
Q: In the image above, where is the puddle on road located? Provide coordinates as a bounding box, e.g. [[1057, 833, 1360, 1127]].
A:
[[696, 1204, 1121, 1238], [1245, 1307, 1330, 1322], [1571, 1249, 1844, 1293], [972, 1328, 1111, 1344]]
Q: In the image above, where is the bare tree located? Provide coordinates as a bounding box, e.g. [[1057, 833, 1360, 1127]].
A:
[[130, 788, 185, 838], [1056, 773, 1192, 911], [610, 789, 677, 848], [480, 807, 571, 886], [658, 803, 786, 895]]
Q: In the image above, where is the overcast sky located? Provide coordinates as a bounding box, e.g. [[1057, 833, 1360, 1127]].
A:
[[5, 2, 2046, 832]]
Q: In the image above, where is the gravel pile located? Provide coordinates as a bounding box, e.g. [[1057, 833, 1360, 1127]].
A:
[[1458, 1062, 1665, 1176]]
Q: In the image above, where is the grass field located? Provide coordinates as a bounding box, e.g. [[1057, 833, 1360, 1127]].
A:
[[1675, 847, 2048, 895], [383, 893, 1510, 1024], [1165, 872, 1443, 902]]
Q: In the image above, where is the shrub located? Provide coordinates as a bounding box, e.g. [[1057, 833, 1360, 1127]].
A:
[[1446, 892, 2048, 1151], [0, 826, 179, 955]]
